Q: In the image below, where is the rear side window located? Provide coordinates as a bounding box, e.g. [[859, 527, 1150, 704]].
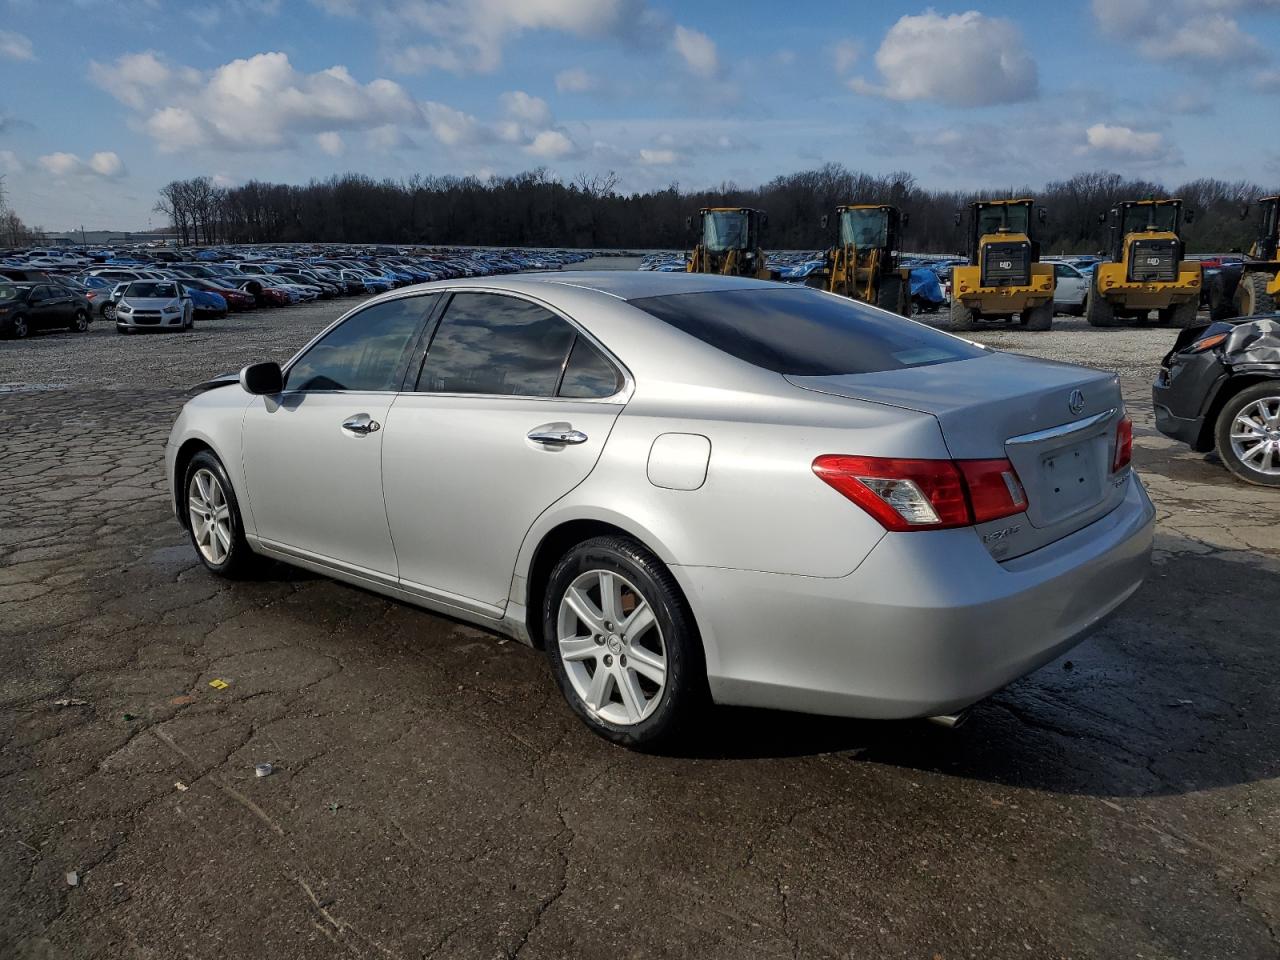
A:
[[285, 295, 435, 392], [417, 293, 576, 397], [630, 287, 984, 376], [559, 336, 623, 398]]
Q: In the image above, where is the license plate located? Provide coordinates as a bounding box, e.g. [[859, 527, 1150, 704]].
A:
[[1040, 440, 1100, 519]]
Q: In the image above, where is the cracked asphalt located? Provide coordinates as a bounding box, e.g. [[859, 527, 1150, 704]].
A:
[[2, 281, 1278, 959]]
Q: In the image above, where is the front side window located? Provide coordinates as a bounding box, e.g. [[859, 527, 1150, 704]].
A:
[[285, 295, 435, 392], [632, 287, 984, 376], [417, 293, 576, 397]]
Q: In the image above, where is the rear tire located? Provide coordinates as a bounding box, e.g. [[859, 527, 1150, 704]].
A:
[[1159, 299, 1199, 328], [949, 298, 976, 331], [1022, 301, 1053, 331], [544, 535, 705, 749], [69, 309, 90, 333], [183, 451, 260, 577], [1214, 382, 1280, 487], [1085, 286, 1118, 327], [1235, 272, 1277, 317]]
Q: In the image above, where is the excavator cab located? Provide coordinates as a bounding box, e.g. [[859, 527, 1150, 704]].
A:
[[812, 204, 909, 315], [686, 207, 771, 279], [950, 199, 1055, 331], [1087, 199, 1201, 328]]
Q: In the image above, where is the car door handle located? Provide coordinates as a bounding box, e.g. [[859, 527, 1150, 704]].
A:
[[342, 414, 381, 437], [527, 425, 588, 445]]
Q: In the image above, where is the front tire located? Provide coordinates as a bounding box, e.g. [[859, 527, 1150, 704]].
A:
[[9, 314, 29, 339], [183, 451, 260, 577], [1159, 299, 1199, 328], [1215, 383, 1280, 487], [544, 535, 704, 748], [70, 309, 90, 332]]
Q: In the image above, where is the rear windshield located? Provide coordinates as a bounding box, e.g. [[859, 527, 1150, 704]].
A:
[[630, 287, 984, 376]]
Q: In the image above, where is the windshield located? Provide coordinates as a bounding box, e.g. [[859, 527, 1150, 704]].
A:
[[631, 287, 983, 376], [1120, 204, 1178, 234], [975, 203, 1031, 237], [840, 208, 889, 249], [702, 211, 752, 252], [125, 282, 179, 299]]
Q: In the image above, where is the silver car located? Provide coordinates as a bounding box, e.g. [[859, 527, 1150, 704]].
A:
[[115, 280, 194, 333], [165, 273, 1155, 746]]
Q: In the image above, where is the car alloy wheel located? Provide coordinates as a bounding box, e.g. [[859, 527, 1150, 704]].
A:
[[73, 310, 89, 332], [187, 468, 234, 564], [557, 569, 667, 726], [12, 315, 28, 338], [1228, 396, 1280, 478]]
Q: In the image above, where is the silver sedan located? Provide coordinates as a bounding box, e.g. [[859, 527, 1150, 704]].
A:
[[165, 272, 1155, 747]]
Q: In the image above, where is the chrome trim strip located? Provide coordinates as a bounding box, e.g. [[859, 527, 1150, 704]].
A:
[[1005, 408, 1118, 446]]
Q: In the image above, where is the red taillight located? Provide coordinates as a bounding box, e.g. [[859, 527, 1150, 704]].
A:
[[813, 455, 1025, 532], [956, 458, 1027, 523], [1113, 415, 1133, 472]]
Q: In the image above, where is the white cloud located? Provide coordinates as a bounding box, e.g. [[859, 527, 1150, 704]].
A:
[[38, 151, 126, 179], [1141, 14, 1266, 63], [1079, 123, 1169, 160], [555, 67, 597, 93], [672, 24, 719, 77], [501, 90, 552, 128], [638, 148, 680, 165], [850, 11, 1037, 107], [92, 51, 422, 152], [831, 38, 859, 74], [316, 131, 345, 156], [1093, 0, 1271, 67], [89, 51, 202, 110], [525, 130, 577, 159], [0, 30, 35, 61], [324, 0, 650, 75]]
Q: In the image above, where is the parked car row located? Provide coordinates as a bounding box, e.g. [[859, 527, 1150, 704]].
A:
[[0, 244, 593, 337]]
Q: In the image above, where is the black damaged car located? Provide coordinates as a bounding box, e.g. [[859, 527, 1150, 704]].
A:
[[1153, 314, 1280, 486]]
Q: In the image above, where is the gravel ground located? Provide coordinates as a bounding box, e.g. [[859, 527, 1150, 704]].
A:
[[1, 271, 1278, 959]]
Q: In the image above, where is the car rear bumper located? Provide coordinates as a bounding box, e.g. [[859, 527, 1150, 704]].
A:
[[680, 470, 1155, 719]]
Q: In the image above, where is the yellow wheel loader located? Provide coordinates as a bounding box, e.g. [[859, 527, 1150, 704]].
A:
[[949, 199, 1055, 332], [1086, 199, 1202, 328], [809, 204, 910, 316], [686, 207, 772, 279], [1209, 196, 1280, 319]]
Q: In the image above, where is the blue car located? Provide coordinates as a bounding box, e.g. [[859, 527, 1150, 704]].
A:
[[185, 285, 228, 317]]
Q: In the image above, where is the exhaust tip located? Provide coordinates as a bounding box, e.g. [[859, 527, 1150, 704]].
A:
[[926, 709, 971, 729]]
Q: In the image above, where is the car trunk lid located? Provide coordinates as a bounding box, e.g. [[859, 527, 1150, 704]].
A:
[[787, 352, 1128, 560]]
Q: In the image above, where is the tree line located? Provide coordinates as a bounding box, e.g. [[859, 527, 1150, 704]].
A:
[[0, 175, 42, 247], [152, 165, 1277, 254]]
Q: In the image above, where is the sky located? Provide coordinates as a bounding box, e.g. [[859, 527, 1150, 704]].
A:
[[1, 0, 1279, 231]]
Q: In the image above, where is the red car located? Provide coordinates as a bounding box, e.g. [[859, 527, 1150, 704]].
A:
[[236, 279, 290, 307], [183, 278, 257, 312]]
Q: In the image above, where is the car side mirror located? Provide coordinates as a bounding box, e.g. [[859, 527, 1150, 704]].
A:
[[1097, 211, 1107, 224], [240, 361, 283, 395]]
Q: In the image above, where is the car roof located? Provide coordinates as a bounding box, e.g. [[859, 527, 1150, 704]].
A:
[[476, 269, 780, 301]]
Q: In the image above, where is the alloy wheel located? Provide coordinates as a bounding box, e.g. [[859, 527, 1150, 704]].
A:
[[1229, 397, 1280, 476], [187, 468, 233, 564], [557, 569, 666, 726], [13, 316, 28, 338]]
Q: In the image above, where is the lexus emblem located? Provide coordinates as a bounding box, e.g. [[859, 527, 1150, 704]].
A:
[[1068, 389, 1085, 415]]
